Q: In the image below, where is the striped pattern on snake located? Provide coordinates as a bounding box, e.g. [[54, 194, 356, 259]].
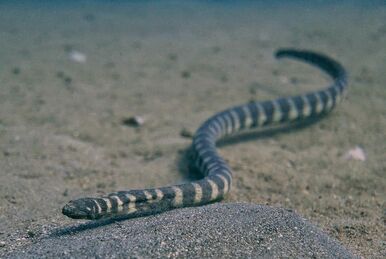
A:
[[62, 49, 348, 220]]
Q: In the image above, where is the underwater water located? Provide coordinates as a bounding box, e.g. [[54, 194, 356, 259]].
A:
[[0, 1, 385, 257]]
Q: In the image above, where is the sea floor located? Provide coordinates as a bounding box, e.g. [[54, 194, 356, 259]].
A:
[[0, 1, 385, 257]]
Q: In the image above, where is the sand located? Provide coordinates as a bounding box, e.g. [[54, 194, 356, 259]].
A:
[[0, 1, 385, 258]]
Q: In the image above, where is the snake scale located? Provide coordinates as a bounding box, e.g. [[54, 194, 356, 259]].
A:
[[62, 49, 348, 220]]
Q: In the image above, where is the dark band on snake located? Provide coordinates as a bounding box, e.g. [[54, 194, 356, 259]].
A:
[[62, 48, 348, 220]]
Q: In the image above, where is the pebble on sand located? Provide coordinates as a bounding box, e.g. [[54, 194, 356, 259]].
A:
[[343, 146, 366, 161], [180, 128, 193, 138], [122, 116, 145, 127], [68, 50, 87, 63]]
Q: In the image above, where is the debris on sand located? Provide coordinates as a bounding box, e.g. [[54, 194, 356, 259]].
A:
[[12, 67, 21, 75], [181, 70, 191, 79], [68, 50, 87, 63], [180, 128, 194, 138], [122, 116, 145, 127], [343, 146, 366, 161], [56, 71, 73, 87]]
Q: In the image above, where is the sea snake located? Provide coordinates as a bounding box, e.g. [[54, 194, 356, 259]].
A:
[[62, 49, 348, 220]]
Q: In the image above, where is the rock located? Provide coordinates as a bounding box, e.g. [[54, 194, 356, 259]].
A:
[[4, 203, 355, 258]]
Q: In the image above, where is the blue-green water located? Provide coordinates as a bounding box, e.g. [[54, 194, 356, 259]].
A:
[[0, 1, 385, 258]]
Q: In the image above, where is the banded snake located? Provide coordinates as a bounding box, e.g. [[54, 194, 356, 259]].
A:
[[62, 49, 348, 220]]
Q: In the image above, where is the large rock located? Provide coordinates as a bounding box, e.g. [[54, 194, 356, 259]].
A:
[[6, 203, 355, 258]]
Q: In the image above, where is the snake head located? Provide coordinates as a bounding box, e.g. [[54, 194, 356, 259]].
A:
[[62, 198, 101, 220]]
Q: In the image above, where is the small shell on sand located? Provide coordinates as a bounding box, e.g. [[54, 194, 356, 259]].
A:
[[343, 146, 366, 161], [68, 50, 87, 63]]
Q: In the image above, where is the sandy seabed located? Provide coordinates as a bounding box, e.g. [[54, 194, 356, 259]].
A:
[[0, 1, 385, 258]]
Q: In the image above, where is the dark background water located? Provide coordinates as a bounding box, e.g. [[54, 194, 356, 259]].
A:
[[1, 0, 385, 7]]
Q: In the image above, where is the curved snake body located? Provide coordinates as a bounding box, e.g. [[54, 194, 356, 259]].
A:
[[62, 49, 348, 220]]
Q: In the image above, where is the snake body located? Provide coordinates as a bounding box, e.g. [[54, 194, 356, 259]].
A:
[[62, 49, 348, 220]]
